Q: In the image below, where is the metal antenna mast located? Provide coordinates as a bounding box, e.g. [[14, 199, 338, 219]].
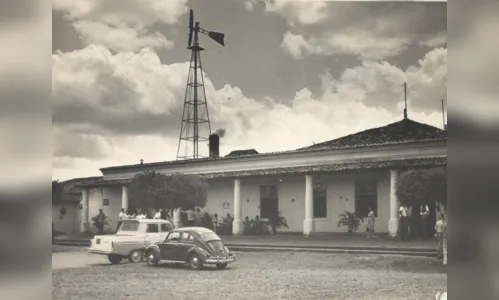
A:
[[176, 9, 225, 160]]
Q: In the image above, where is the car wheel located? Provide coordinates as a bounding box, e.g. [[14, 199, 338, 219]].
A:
[[188, 253, 203, 270], [108, 254, 122, 265], [216, 263, 228, 270], [128, 250, 144, 263], [146, 251, 159, 267]]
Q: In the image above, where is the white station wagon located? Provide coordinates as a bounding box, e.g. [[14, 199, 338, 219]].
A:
[[88, 219, 173, 264]]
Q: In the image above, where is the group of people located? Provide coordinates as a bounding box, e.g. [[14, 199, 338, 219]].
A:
[[116, 207, 202, 231], [398, 204, 438, 240], [115, 207, 235, 234], [399, 204, 447, 265]]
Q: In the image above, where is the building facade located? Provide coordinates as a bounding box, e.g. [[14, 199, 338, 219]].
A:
[[76, 118, 447, 236]]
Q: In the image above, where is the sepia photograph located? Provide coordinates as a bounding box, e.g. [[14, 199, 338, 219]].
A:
[[52, 0, 448, 299]]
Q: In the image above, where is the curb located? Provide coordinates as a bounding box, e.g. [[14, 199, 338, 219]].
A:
[[228, 246, 436, 257], [54, 240, 437, 257]]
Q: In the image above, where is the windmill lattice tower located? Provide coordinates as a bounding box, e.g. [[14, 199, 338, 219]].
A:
[[176, 9, 225, 160]]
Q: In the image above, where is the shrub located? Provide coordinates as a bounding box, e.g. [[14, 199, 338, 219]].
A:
[[337, 211, 363, 235]]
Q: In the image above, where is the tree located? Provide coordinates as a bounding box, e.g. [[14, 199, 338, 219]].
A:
[[395, 167, 447, 210], [128, 171, 208, 212]]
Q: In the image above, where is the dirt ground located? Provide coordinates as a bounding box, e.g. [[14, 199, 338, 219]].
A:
[[52, 246, 446, 300]]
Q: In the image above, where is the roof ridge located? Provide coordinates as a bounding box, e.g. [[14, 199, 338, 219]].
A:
[[298, 118, 445, 151]]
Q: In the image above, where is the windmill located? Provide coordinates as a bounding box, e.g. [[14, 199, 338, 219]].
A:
[[176, 9, 225, 160]]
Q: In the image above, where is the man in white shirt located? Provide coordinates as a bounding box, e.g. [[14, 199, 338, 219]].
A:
[[399, 205, 408, 241], [173, 207, 182, 229], [435, 215, 445, 259], [116, 208, 125, 232], [153, 209, 162, 220]]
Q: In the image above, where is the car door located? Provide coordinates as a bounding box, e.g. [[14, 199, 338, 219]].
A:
[[175, 232, 195, 261], [159, 232, 180, 261]]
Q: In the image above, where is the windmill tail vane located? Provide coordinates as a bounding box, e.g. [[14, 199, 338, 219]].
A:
[[176, 9, 225, 161]]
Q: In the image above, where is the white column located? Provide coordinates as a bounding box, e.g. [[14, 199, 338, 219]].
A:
[[232, 179, 243, 235], [80, 188, 89, 232], [303, 174, 314, 236], [122, 185, 129, 210], [388, 170, 399, 238]]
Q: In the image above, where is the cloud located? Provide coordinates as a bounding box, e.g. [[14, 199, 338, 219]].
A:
[[244, 0, 257, 12], [52, 45, 188, 137], [52, 0, 188, 52], [271, 1, 447, 60], [52, 44, 446, 180], [281, 31, 322, 59], [73, 21, 173, 52], [264, 0, 328, 26]]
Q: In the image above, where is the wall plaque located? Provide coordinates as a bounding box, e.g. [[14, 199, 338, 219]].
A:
[[223, 202, 230, 209]]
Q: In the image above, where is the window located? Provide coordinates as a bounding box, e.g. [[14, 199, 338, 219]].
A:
[[166, 232, 180, 241], [201, 232, 220, 242], [355, 180, 378, 218], [160, 223, 173, 232], [313, 183, 327, 218], [180, 232, 193, 242], [260, 185, 278, 219], [120, 221, 139, 231], [146, 224, 159, 233]]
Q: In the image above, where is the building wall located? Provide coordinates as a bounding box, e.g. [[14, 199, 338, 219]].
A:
[[52, 202, 80, 235], [204, 170, 391, 233], [80, 170, 391, 234], [87, 186, 122, 233]]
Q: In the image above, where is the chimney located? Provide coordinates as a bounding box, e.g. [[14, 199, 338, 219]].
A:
[[209, 134, 220, 158]]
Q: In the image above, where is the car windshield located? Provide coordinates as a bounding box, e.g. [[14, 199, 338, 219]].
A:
[[201, 232, 221, 242], [120, 220, 139, 231]]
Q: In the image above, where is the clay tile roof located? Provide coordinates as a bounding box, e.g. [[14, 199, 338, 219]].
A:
[[298, 118, 446, 151], [225, 149, 259, 157]]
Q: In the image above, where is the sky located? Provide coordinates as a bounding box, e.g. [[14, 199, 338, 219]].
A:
[[52, 0, 448, 181]]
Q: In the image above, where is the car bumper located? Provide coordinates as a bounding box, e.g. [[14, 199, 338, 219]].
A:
[[205, 256, 236, 264], [88, 248, 114, 255]]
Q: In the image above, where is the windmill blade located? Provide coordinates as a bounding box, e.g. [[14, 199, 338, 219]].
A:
[[208, 31, 225, 46], [189, 9, 194, 31], [188, 30, 193, 47]]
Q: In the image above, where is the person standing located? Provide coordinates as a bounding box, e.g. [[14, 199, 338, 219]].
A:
[[116, 208, 125, 232], [153, 209, 162, 220], [212, 213, 220, 233], [399, 205, 408, 241], [173, 207, 182, 229], [442, 216, 448, 267], [366, 207, 376, 238], [435, 214, 445, 259], [226, 213, 234, 234], [97, 209, 106, 234], [420, 204, 430, 239]]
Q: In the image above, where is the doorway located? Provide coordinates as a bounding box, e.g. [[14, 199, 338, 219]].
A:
[[259, 185, 278, 219]]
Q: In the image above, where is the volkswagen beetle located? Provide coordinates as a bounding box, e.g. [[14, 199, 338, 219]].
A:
[[144, 227, 236, 270]]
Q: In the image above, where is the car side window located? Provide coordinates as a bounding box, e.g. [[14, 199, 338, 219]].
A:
[[165, 232, 180, 243], [180, 232, 193, 242], [146, 224, 159, 233]]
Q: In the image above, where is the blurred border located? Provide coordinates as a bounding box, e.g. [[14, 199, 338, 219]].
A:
[[0, 0, 51, 300], [448, 0, 499, 299]]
